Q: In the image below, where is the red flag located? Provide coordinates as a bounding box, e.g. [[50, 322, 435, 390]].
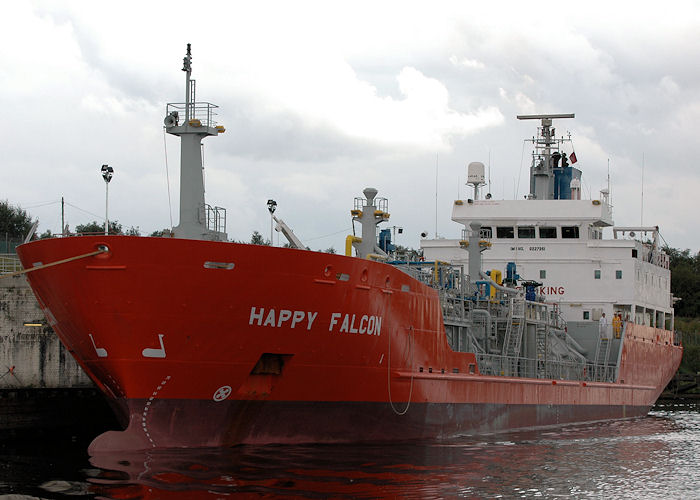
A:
[[570, 151, 577, 164]]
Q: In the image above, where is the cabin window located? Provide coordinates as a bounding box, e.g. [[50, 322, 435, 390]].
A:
[[518, 226, 535, 238], [496, 226, 514, 238], [583, 311, 590, 320], [632, 249, 638, 258], [539, 226, 557, 238], [594, 269, 601, 279], [540, 270, 546, 279], [480, 226, 493, 238], [616, 270, 622, 279], [562, 226, 580, 238]]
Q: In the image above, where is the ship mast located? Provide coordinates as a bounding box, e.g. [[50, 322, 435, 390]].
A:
[[517, 113, 574, 201], [165, 44, 226, 241]]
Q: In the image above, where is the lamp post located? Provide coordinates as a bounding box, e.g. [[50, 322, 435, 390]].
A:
[[267, 199, 277, 245], [101, 164, 114, 235]]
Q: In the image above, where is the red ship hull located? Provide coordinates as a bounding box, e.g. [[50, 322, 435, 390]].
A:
[[17, 236, 682, 453]]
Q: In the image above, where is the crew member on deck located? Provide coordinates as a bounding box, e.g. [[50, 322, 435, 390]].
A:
[[613, 313, 622, 339], [599, 312, 610, 339]]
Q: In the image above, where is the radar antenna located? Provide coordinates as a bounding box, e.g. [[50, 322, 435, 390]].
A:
[[517, 114, 575, 201]]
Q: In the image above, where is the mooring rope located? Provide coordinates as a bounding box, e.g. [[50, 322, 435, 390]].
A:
[[0, 247, 107, 280], [387, 325, 415, 416]]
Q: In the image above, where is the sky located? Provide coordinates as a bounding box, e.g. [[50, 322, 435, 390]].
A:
[[3, 1, 700, 252]]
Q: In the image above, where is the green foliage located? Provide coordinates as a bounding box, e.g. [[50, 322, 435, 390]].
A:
[[394, 244, 423, 261], [666, 250, 700, 374], [665, 246, 700, 318], [675, 318, 700, 375], [324, 247, 336, 254], [0, 200, 33, 239], [75, 220, 123, 235], [38, 229, 53, 239], [250, 231, 270, 245]]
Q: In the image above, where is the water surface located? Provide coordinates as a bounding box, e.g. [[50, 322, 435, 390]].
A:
[[0, 401, 697, 498]]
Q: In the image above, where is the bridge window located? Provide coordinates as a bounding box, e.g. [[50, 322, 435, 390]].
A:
[[539, 226, 557, 238], [518, 226, 535, 238], [583, 311, 590, 320], [480, 226, 493, 238], [540, 270, 546, 279], [616, 270, 622, 279], [496, 226, 514, 238], [594, 269, 601, 279], [562, 226, 579, 238]]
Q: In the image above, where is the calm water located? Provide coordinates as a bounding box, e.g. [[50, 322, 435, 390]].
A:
[[1, 401, 698, 499]]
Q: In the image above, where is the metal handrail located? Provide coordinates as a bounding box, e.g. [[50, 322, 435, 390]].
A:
[[166, 101, 219, 128], [0, 254, 23, 275]]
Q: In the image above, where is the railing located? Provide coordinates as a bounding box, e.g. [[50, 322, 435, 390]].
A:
[[475, 353, 613, 382], [0, 254, 22, 275], [166, 101, 219, 128], [204, 204, 226, 235]]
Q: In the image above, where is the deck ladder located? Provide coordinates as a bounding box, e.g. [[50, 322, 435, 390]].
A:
[[593, 336, 611, 381]]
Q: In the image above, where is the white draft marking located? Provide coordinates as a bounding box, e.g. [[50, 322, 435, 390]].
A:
[[88, 334, 108, 358], [142, 334, 166, 358], [213, 385, 232, 402], [142, 375, 171, 448]]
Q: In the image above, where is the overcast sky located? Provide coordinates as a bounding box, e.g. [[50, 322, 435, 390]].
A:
[[3, 1, 700, 252]]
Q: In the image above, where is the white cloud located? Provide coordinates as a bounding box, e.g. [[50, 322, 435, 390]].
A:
[[659, 75, 680, 96], [449, 55, 485, 69], [3, 1, 700, 252], [498, 88, 536, 115]]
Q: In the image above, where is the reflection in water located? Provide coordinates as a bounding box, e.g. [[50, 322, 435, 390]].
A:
[[0, 400, 687, 499], [72, 402, 700, 499]]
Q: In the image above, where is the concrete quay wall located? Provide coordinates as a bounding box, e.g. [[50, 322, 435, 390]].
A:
[[0, 274, 93, 389]]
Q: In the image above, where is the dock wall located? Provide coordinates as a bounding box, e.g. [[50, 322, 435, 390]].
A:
[[0, 273, 93, 389]]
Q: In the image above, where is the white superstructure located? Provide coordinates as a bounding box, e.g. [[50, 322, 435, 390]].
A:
[[422, 114, 674, 331]]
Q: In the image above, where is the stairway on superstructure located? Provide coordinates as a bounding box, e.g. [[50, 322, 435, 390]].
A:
[[502, 299, 526, 375], [593, 334, 612, 381]]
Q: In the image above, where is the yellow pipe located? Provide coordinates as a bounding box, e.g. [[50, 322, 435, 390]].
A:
[[345, 235, 362, 256], [433, 260, 448, 282]]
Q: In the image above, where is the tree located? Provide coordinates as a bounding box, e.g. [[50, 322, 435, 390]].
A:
[[394, 244, 422, 261], [75, 220, 123, 235], [324, 247, 337, 254], [0, 200, 33, 239], [665, 246, 700, 318], [250, 231, 270, 245]]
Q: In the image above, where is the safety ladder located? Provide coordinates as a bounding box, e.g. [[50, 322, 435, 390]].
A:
[[536, 325, 548, 378], [502, 299, 526, 375], [593, 337, 611, 381]]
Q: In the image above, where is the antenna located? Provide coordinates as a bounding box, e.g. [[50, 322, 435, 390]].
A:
[[641, 153, 645, 226], [487, 149, 493, 197], [607, 158, 611, 205], [517, 113, 575, 200], [467, 162, 486, 200], [435, 153, 439, 238]]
